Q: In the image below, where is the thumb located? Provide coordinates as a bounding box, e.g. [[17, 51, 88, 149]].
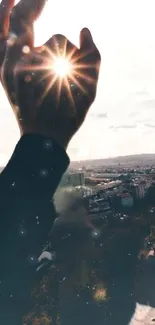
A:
[[80, 27, 94, 49]]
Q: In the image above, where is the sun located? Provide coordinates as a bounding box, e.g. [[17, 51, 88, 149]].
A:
[[19, 36, 96, 106], [52, 57, 72, 78]]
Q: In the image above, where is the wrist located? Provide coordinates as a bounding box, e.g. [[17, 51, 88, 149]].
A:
[[20, 129, 70, 150], [13, 133, 70, 176]]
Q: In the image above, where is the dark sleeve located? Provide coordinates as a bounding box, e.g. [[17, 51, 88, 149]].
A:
[[0, 134, 69, 199], [134, 257, 155, 307], [0, 134, 70, 259]]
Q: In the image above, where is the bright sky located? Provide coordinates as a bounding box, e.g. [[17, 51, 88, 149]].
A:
[[0, 0, 155, 163]]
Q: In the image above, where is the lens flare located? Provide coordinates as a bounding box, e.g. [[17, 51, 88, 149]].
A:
[[52, 57, 72, 78], [19, 36, 97, 106], [93, 285, 108, 302], [92, 229, 101, 239]]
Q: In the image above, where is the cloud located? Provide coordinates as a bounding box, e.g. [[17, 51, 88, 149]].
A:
[[109, 124, 137, 129], [139, 99, 155, 109], [91, 112, 108, 118], [145, 123, 155, 128], [135, 89, 149, 96], [128, 112, 139, 118], [96, 113, 108, 118]]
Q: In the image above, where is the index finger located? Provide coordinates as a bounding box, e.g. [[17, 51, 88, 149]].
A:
[[0, 0, 15, 36], [5, 0, 47, 65], [12, 0, 46, 26]]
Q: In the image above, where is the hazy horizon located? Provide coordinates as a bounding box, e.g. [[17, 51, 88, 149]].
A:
[[0, 0, 155, 164]]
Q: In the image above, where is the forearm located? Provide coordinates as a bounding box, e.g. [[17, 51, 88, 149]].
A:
[[0, 134, 69, 200], [0, 134, 70, 253]]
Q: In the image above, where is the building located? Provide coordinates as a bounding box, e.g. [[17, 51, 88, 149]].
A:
[[60, 172, 85, 187], [87, 196, 112, 214], [132, 184, 145, 199], [121, 193, 134, 207], [76, 186, 93, 197]]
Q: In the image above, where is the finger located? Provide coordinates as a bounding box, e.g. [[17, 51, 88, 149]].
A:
[[12, 0, 46, 24], [0, 0, 15, 36], [75, 29, 101, 108], [80, 28, 95, 50], [3, 0, 46, 93], [44, 34, 77, 57], [79, 27, 101, 74], [14, 56, 38, 121], [5, 0, 47, 63]]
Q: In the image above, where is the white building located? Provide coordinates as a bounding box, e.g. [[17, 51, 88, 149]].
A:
[[76, 186, 93, 197]]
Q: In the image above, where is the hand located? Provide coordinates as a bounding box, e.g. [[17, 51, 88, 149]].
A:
[[0, 0, 15, 74], [0, 0, 45, 76], [1, 0, 101, 149]]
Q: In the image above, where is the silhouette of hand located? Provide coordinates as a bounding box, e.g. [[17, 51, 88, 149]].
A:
[[1, 0, 101, 149], [0, 0, 15, 75]]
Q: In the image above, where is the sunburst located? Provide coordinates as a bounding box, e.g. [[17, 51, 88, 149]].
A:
[[20, 36, 97, 106], [52, 57, 72, 77]]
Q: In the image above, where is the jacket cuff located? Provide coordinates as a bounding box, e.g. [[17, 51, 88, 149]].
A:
[[10, 134, 70, 196]]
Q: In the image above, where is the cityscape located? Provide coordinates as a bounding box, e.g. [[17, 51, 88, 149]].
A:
[[60, 153, 155, 231], [1, 0, 155, 324], [13, 154, 155, 324]]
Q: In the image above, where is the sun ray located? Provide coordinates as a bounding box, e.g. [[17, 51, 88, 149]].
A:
[[56, 77, 63, 104], [62, 38, 68, 58], [39, 74, 58, 104], [66, 46, 77, 62], [18, 40, 94, 107], [53, 35, 62, 57], [64, 77, 78, 126], [35, 71, 54, 85], [42, 45, 57, 62], [69, 74, 86, 94], [64, 77, 75, 107], [75, 70, 95, 83], [70, 47, 95, 64], [73, 63, 97, 69]]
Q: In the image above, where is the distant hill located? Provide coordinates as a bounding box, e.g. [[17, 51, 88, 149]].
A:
[[0, 154, 155, 172], [70, 154, 155, 169]]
